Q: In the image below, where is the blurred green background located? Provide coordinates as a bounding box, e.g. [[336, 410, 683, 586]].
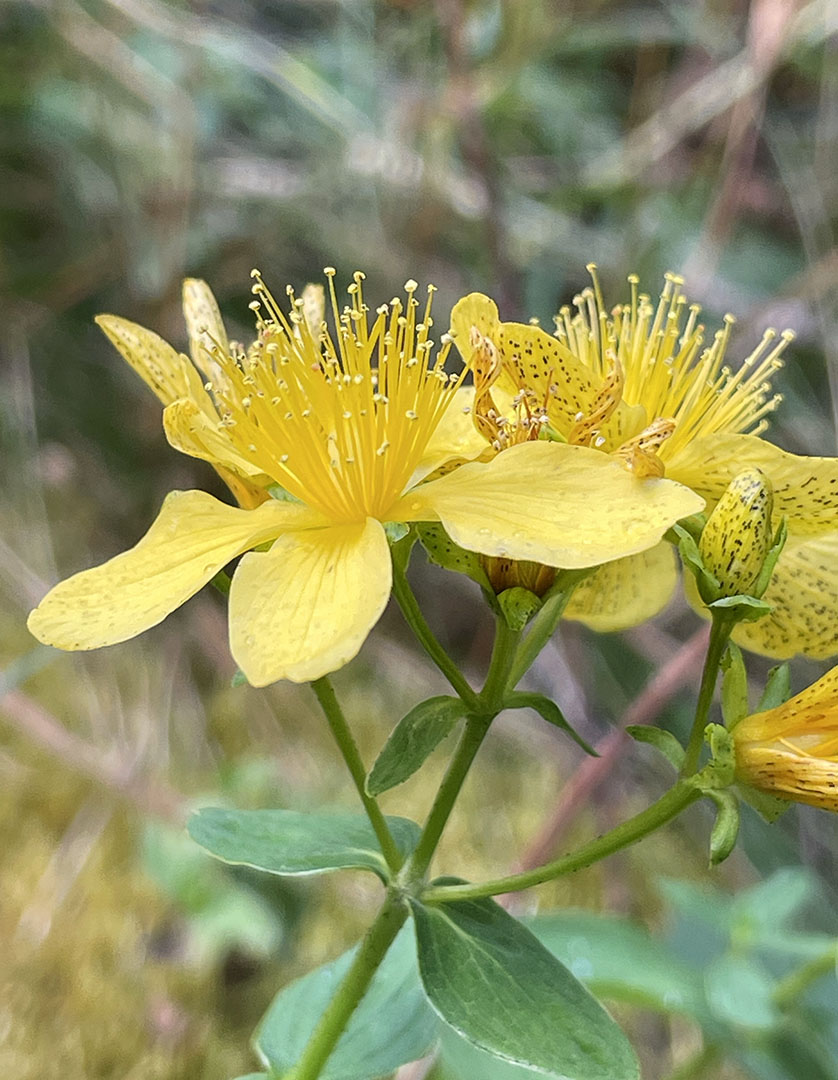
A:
[[1, 1, 837, 1078]]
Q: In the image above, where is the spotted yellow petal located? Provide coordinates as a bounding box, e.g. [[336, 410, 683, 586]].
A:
[[564, 543, 678, 631], [27, 492, 322, 651], [163, 398, 266, 479], [685, 531, 838, 659], [449, 293, 598, 434], [95, 315, 213, 414], [668, 433, 838, 535], [395, 441, 704, 569], [182, 278, 230, 381], [229, 519, 391, 686]]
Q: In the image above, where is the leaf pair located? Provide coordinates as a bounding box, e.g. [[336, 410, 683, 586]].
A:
[[190, 808, 638, 1080]]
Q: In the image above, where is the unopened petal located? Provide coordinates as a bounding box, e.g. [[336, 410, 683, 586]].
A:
[[685, 530, 838, 660], [669, 433, 838, 535], [396, 441, 704, 569], [564, 543, 678, 631], [229, 519, 391, 686], [95, 315, 212, 414], [182, 278, 230, 381], [163, 398, 266, 478], [27, 492, 320, 650]]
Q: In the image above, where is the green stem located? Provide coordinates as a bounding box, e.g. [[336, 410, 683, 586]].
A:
[[421, 779, 702, 903], [290, 892, 408, 1080], [681, 612, 733, 776], [311, 676, 403, 874], [403, 616, 522, 884], [773, 949, 838, 1008], [405, 712, 493, 883], [391, 558, 479, 707], [507, 569, 589, 688]]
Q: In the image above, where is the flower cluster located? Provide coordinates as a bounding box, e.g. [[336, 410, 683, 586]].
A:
[[28, 269, 699, 684]]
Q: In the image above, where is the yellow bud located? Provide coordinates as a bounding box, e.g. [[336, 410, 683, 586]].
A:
[[699, 468, 773, 596], [481, 556, 556, 598]]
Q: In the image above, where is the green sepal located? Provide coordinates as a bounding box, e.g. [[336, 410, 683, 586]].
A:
[[211, 569, 232, 597], [267, 483, 303, 504], [389, 525, 417, 574], [707, 790, 740, 866], [671, 523, 721, 605], [416, 523, 496, 608], [752, 516, 788, 598], [738, 783, 791, 823], [720, 641, 749, 730], [709, 594, 773, 622], [498, 587, 543, 631], [698, 724, 736, 789], [366, 696, 464, 796], [384, 521, 410, 544], [625, 725, 685, 770], [231, 669, 248, 688], [757, 663, 792, 712], [506, 692, 597, 755]]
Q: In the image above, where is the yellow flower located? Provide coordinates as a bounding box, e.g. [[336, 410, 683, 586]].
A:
[[28, 271, 700, 686], [451, 271, 838, 658], [734, 667, 838, 812]]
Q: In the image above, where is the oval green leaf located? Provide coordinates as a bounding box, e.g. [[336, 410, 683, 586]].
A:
[[255, 924, 438, 1080], [366, 696, 464, 796], [411, 895, 639, 1080], [188, 808, 420, 882]]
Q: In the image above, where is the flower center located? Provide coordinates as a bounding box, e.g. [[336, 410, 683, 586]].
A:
[[202, 270, 462, 522], [555, 266, 793, 463]]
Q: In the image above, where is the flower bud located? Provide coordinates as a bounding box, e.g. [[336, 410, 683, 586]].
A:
[[699, 468, 773, 597], [481, 556, 556, 598]]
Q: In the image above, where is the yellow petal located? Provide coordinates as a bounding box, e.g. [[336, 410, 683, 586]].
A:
[[229, 519, 391, 686], [95, 315, 213, 414], [411, 385, 489, 482], [668, 433, 838, 535], [395, 441, 704, 568], [163, 398, 266, 478], [685, 530, 838, 659], [736, 666, 838, 744], [449, 294, 597, 434], [564, 543, 678, 631], [27, 492, 321, 650], [182, 278, 229, 381]]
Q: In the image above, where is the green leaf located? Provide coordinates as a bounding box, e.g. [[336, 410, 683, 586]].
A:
[[255, 924, 437, 1080], [721, 641, 749, 729], [704, 954, 778, 1031], [231, 1074, 270, 1079], [366, 696, 464, 796], [497, 587, 542, 630], [530, 910, 706, 1018], [757, 663, 791, 712], [708, 790, 740, 866], [709, 594, 773, 622], [188, 808, 420, 883], [626, 725, 684, 769], [142, 819, 282, 962], [411, 894, 639, 1080], [505, 692, 597, 755], [416, 523, 493, 592]]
